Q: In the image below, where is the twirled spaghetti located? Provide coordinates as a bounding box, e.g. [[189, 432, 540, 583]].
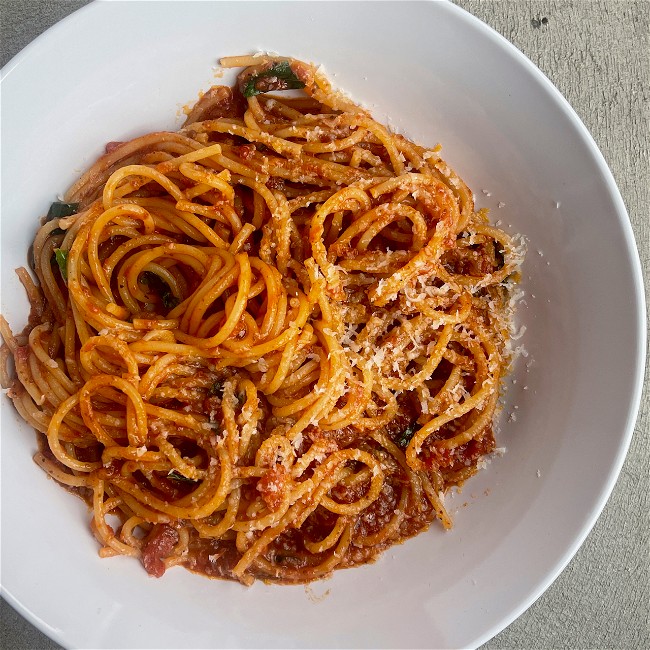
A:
[[0, 56, 524, 584]]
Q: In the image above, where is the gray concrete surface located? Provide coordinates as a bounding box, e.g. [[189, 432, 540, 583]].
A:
[[1, 1, 648, 648]]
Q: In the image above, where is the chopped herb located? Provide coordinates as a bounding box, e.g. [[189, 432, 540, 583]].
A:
[[161, 291, 179, 309], [139, 271, 179, 309], [54, 249, 68, 280], [396, 423, 418, 449], [208, 381, 224, 398], [167, 470, 197, 483], [242, 61, 305, 97], [139, 271, 154, 285], [46, 201, 79, 220]]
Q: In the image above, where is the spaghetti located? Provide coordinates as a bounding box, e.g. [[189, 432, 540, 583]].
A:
[[0, 56, 524, 584]]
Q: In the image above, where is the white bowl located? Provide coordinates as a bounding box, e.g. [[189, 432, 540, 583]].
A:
[[1, 2, 645, 648]]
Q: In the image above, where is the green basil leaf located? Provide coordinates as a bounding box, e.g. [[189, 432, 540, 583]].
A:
[[397, 423, 418, 449], [243, 61, 305, 97], [209, 381, 224, 398], [54, 249, 68, 281], [161, 291, 179, 309], [167, 470, 197, 483], [47, 202, 79, 220]]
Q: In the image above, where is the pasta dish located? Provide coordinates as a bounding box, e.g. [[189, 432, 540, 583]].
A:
[[0, 55, 524, 584]]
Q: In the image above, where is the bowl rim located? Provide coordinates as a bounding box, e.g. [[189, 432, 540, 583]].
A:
[[0, 1, 647, 649]]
